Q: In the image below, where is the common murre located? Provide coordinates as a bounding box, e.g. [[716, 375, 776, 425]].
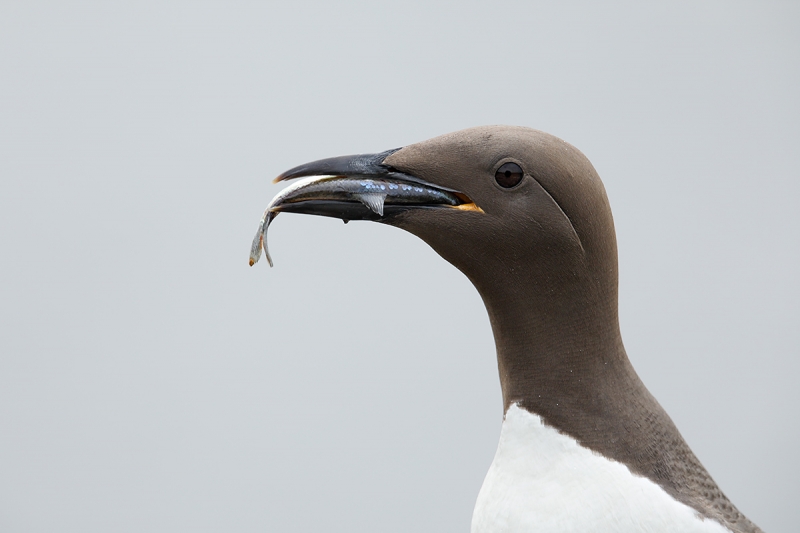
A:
[[249, 126, 763, 533]]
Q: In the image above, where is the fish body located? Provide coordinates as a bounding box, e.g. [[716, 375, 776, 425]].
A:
[[249, 174, 466, 267]]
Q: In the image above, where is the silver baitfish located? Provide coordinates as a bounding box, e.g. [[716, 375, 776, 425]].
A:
[[249, 174, 478, 267]]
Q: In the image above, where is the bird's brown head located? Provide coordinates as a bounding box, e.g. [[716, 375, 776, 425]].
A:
[[264, 125, 623, 407], [381, 126, 617, 305]]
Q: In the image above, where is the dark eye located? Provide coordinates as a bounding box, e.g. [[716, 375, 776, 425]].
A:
[[495, 162, 524, 188]]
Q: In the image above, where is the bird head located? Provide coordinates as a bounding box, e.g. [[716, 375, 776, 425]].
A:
[[261, 126, 618, 316]]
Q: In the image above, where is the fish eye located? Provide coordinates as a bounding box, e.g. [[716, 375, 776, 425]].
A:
[[495, 162, 524, 188]]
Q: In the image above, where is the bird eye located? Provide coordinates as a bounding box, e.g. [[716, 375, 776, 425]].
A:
[[495, 162, 524, 188]]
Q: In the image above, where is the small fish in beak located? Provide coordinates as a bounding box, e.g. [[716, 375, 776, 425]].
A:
[[249, 173, 475, 267]]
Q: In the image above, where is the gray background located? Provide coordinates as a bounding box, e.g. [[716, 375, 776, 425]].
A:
[[1, 1, 797, 532]]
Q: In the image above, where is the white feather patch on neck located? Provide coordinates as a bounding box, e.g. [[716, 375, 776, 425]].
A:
[[471, 404, 731, 533]]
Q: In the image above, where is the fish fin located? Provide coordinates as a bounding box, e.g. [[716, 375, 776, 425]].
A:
[[356, 193, 386, 216]]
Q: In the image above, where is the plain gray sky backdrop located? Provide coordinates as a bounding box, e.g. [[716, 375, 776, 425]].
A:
[[1, 1, 798, 532]]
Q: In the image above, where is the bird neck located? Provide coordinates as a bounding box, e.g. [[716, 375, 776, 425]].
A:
[[473, 271, 640, 418]]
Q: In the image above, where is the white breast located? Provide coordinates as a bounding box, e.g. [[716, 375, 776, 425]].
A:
[[471, 404, 731, 533]]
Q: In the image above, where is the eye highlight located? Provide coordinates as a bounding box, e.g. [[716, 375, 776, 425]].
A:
[[495, 162, 524, 188]]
